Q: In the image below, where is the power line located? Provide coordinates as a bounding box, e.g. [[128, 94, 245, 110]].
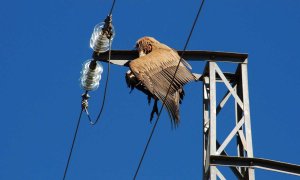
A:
[[63, 108, 84, 180], [133, 0, 206, 179], [109, 0, 116, 16]]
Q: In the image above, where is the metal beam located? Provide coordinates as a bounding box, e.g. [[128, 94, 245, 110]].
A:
[[216, 117, 245, 155], [216, 167, 226, 180], [93, 50, 248, 65], [215, 64, 244, 109], [216, 84, 237, 115], [210, 155, 300, 176], [216, 141, 244, 179], [196, 73, 237, 83], [209, 62, 217, 180]]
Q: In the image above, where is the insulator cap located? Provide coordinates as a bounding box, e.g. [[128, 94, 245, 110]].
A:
[[80, 60, 103, 91]]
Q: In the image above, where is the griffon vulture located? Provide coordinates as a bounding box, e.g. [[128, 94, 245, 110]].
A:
[[125, 37, 196, 126]]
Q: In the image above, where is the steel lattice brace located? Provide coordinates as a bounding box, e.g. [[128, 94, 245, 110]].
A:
[[202, 61, 254, 180]]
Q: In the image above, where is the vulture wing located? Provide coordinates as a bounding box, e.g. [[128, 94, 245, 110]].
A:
[[129, 48, 196, 124]]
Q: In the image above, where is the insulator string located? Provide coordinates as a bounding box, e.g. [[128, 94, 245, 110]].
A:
[[86, 38, 112, 125], [62, 0, 116, 179], [80, 60, 103, 91]]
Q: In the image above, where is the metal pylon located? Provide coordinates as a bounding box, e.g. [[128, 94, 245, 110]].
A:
[[94, 50, 300, 179], [203, 61, 254, 180]]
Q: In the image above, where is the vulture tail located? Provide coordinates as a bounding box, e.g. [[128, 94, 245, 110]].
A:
[[163, 90, 183, 127]]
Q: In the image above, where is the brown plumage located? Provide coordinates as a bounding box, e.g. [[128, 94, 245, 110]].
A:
[[125, 37, 196, 126]]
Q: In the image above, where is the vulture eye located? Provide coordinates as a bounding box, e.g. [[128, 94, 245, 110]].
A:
[[135, 44, 139, 50]]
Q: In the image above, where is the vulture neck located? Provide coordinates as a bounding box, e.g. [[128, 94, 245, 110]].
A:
[[139, 50, 147, 57]]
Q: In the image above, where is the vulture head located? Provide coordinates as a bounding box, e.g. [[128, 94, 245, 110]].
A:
[[135, 36, 170, 56]]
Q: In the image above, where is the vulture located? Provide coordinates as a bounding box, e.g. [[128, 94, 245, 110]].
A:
[[125, 37, 196, 126]]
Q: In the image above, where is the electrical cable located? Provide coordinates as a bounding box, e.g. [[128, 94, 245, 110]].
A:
[[133, 0, 206, 178], [109, 0, 116, 16], [63, 108, 84, 180]]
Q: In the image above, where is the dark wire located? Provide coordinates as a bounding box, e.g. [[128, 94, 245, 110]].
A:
[[63, 108, 84, 180], [86, 38, 112, 125], [133, 0, 206, 179], [109, 0, 116, 15]]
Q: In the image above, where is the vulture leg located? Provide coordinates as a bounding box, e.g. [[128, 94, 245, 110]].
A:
[[179, 88, 185, 104], [129, 88, 134, 94], [150, 99, 159, 123], [147, 95, 151, 105]]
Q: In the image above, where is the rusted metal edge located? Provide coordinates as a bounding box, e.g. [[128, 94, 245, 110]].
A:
[[210, 155, 300, 176], [93, 50, 248, 66]]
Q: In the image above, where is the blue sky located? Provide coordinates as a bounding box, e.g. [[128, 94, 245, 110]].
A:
[[1, 0, 300, 179]]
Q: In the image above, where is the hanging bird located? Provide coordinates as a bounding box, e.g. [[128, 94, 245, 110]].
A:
[[125, 37, 196, 126]]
